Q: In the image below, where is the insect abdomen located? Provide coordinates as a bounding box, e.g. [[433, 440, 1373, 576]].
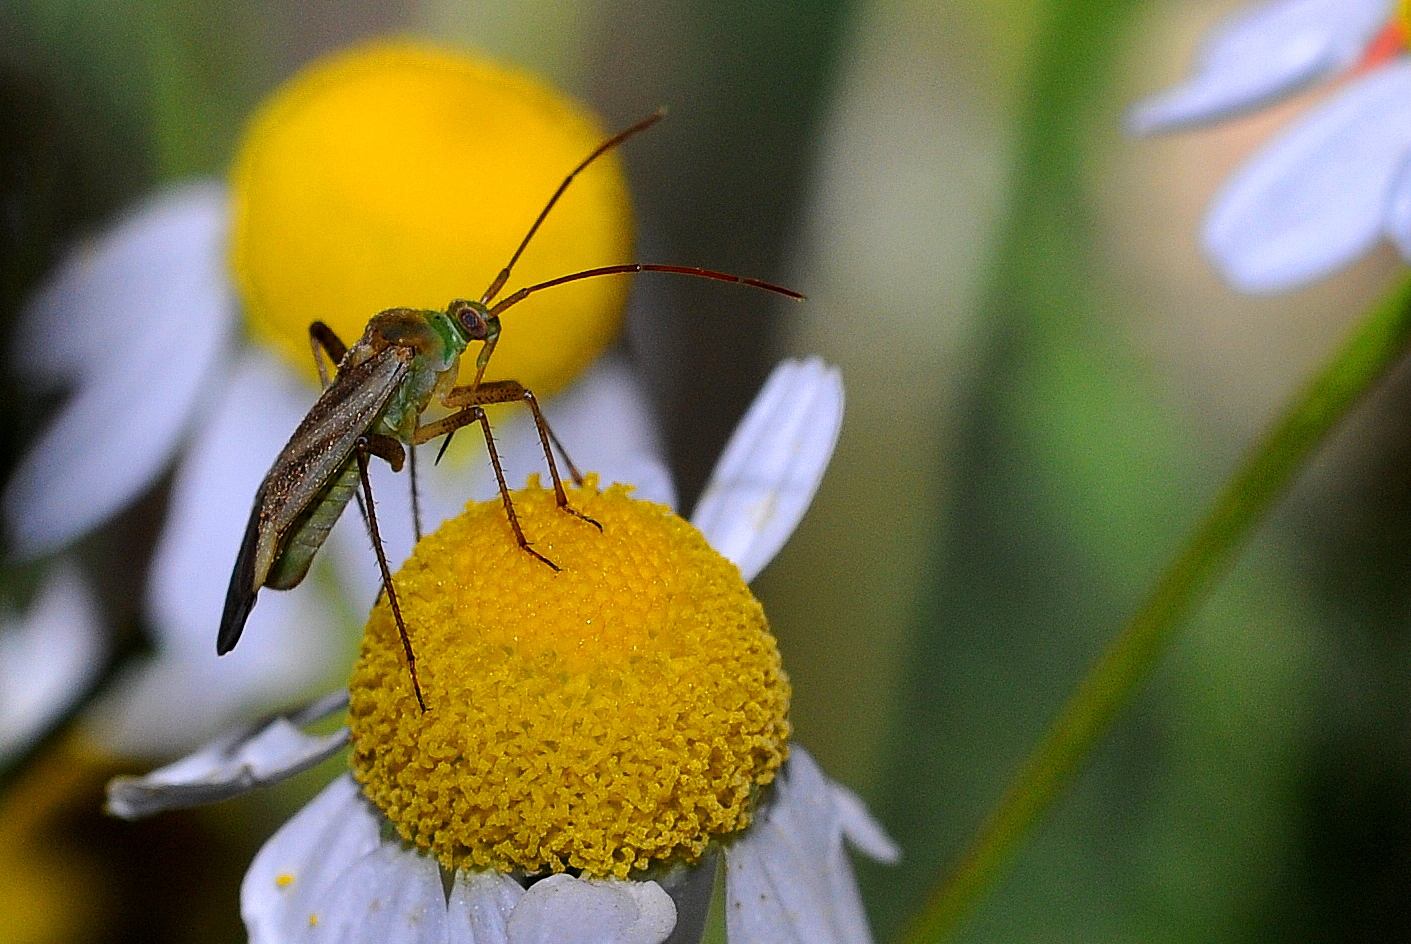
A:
[[265, 459, 361, 590]]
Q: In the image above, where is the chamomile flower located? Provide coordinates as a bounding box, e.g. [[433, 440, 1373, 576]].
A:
[[1129, 0, 1411, 293], [1, 44, 660, 760], [108, 358, 899, 944]]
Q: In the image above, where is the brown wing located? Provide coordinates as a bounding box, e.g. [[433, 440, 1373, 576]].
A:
[[260, 345, 411, 542], [216, 345, 411, 655]]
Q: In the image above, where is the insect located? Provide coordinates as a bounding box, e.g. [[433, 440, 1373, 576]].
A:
[[217, 110, 803, 711]]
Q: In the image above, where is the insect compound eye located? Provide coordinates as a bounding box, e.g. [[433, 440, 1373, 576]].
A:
[[451, 299, 490, 340]]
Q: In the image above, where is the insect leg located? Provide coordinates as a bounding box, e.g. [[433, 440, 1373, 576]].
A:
[[412, 406, 560, 571], [408, 443, 422, 542], [441, 381, 600, 529], [308, 321, 349, 389], [354, 438, 428, 712], [470, 407, 560, 571]]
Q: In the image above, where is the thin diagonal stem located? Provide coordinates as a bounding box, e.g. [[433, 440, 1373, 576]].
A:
[[903, 274, 1411, 944]]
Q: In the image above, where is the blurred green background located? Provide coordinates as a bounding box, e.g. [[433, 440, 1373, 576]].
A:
[[5, 0, 1411, 941]]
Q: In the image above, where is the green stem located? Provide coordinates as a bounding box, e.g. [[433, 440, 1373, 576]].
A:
[[901, 273, 1411, 944]]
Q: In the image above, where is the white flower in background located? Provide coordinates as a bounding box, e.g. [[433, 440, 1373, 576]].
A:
[[0, 44, 659, 761], [0, 566, 104, 766], [108, 358, 900, 944], [1129, 0, 1411, 293]]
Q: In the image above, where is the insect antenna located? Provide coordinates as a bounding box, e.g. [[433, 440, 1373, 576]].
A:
[[487, 263, 803, 319], [480, 108, 668, 307]]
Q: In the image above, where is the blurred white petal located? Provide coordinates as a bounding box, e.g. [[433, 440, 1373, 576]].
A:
[[1204, 60, 1411, 293], [723, 747, 896, 944], [302, 842, 449, 944], [105, 690, 349, 819], [244, 774, 382, 944], [1128, 0, 1391, 134], [5, 181, 237, 558], [0, 565, 103, 763], [506, 875, 675, 944], [1383, 150, 1411, 256], [82, 350, 345, 758], [447, 871, 523, 944], [692, 358, 843, 583]]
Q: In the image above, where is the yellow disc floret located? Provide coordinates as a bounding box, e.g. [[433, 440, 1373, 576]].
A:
[[230, 42, 633, 397], [348, 479, 790, 879]]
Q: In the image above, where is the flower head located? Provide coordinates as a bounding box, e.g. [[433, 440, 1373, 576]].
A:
[[108, 358, 899, 944], [351, 480, 789, 878], [1130, 0, 1411, 293]]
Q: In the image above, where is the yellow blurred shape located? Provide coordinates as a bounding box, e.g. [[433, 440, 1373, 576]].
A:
[[231, 42, 634, 398]]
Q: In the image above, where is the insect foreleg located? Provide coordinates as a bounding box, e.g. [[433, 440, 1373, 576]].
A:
[[439, 382, 599, 529], [413, 406, 560, 571], [308, 321, 350, 389], [354, 437, 427, 713]]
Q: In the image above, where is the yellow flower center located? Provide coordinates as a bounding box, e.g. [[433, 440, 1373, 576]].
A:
[[230, 43, 633, 397], [348, 479, 790, 879]]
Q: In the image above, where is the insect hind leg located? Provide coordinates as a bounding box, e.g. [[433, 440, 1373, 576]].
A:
[[308, 321, 349, 389], [354, 437, 428, 712]]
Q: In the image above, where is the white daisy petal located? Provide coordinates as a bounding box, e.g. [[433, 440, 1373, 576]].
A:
[[104, 691, 349, 819], [723, 747, 895, 944], [506, 875, 676, 944], [828, 782, 903, 866], [244, 774, 382, 944], [5, 181, 237, 559], [1383, 149, 1411, 256], [302, 842, 449, 944], [1128, 0, 1392, 134], [447, 870, 524, 944], [1204, 59, 1411, 293], [692, 358, 844, 583], [81, 348, 346, 758], [0, 564, 103, 764]]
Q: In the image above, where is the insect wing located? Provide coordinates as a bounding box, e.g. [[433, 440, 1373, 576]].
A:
[[217, 345, 411, 655], [261, 345, 411, 541]]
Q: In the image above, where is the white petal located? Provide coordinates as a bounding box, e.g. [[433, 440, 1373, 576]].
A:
[[243, 774, 382, 944], [5, 181, 237, 558], [301, 842, 449, 944], [507, 875, 675, 944], [0, 565, 103, 763], [1383, 149, 1411, 256], [723, 747, 895, 944], [828, 783, 902, 866], [1204, 60, 1411, 293], [82, 349, 348, 758], [447, 871, 524, 944], [692, 358, 843, 583], [1128, 0, 1392, 134], [104, 691, 349, 819]]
